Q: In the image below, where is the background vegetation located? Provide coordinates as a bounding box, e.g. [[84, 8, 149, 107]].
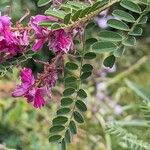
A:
[[0, 0, 149, 150]]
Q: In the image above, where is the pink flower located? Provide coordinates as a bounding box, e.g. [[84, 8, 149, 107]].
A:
[[12, 68, 35, 97], [29, 15, 57, 51], [25, 87, 46, 109], [12, 67, 58, 109], [0, 15, 11, 31], [33, 88, 46, 108], [0, 15, 29, 57], [30, 15, 73, 53], [49, 29, 73, 53], [12, 68, 45, 109]]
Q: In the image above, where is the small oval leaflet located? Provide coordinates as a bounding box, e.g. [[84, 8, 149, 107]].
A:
[[73, 111, 84, 123], [112, 9, 135, 22], [75, 100, 87, 112], [92, 41, 118, 53], [120, 0, 142, 14], [49, 135, 62, 142], [82, 64, 93, 72], [80, 71, 92, 80], [49, 125, 65, 133], [52, 116, 68, 125], [61, 97, 73, 106], [77, 89, 87, 99], [57, 107, 71, 115], [103, 55, 116, 68], [107, 19, 129, 31], [98, 30, 123, 42], [65, 62, 78, 70], [84, 52, 96, 59], [69, 120, 77, 134], [122, 36, 136, 46], [63, 88, 76, 96]]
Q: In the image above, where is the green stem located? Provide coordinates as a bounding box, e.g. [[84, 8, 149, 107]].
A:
[[63, 29, 86, 138], [64, 0, 121, 30]]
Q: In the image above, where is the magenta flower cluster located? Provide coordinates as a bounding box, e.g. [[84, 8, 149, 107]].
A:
[[12, 66, 58, 109], [0, 14, 73, 59], [0, 15, 29, 59], [30, 15, 73, 53], [0, 14, 74, 109]]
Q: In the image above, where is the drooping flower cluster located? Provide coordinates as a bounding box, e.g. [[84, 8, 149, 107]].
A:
[[29, 15, 73, 53], [0, 14, 74, 61], [0, 13, 74, 108], [0, 15, 29, 60], [12, 65, 58, 109]]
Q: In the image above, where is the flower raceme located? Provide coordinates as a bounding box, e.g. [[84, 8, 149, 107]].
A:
[[29, 15, 73, 53], [0, 15, 29, 60], [0, 14, 73, 62], [12, 67, 58, 109], [1, 13, 74, 108]]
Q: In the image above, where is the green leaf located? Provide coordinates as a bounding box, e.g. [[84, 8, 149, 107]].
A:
[[65, 62, 78, 70], [75, 100, 87, 112], [61, 4, 79, 11], [114, 46, 125, 57], [138, 16, 148, 24], [122, 36, 136, 46], [67, 1, 88, 9], [72, 9, 82, 21], [65, 130, 71, 143], [120, 0, 142, 13], [61, 98, 73, 106], [138, 0, 148, 5], [84, 52, 96, 59], [125, 79, 150, 103], [143, 5, 150, 15], [112, 9, 135, 22], [50, 23, 62, 30], [49, 125, 65, 133], [129, 26, 143, 36], [77, 89, 87, 99], [82, 64, 93, 72], [61, 138, 67, 150], [52, 116, 68, 125], [103, 55, 116, 68], [65, 76, 78, 88], [80, 71, 92, 80], [45, 8, 66, 20], [73, 111, 84, 123], [57, 107, 71, 115], [88, 1, 103, 12], [65, 76, 77, 84], [107, 19, 129, 31], [92, 41, 118, 53], [38, 0, 52, 7], [63, 88, 75, 96], [94, 0, 108, 10], [69, 120, 77, 134], [49, 135, 62, 142], [98, 30, 123, 42], [64, 13, 71, 25], [85, 38, 98, 45], [79, 7, 91, 18], [38, 21, 54, 27]]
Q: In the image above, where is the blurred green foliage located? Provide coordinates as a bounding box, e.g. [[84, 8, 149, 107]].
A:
[[0, 0, 150, 150]]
